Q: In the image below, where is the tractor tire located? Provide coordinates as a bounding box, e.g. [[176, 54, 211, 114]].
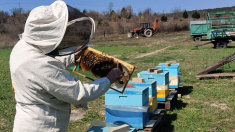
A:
[[144, 29, 152, 37], [216, 41, 228, 49], [133, 33, 139, 38], [194, 36, 202, 41]]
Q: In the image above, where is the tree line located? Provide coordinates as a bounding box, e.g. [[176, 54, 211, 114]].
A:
[[1, 4, 231, 45]]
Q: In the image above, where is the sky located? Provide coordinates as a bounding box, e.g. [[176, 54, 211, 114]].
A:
[[0, 0, 235, 14]]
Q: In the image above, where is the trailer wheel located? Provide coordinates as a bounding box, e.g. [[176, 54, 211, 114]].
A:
[[216, 41, 228, 48], [194, 36, 202, 41], [144, 29, 152, 37]]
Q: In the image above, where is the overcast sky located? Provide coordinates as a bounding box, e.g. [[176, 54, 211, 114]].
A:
[[0, 0, 235, 14]]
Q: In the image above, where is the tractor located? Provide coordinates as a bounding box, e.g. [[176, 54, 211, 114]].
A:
[[128, 17, 160, 38]]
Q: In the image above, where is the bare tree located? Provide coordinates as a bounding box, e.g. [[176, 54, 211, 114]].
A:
[[108, 2, 114, 14], [125, 5, 133, 19], [0, 11, 9, 34], [120, 7, 127, 19], [110, 10, 118, 21], [200, 10, 207, 19], [87, 10, 100, 20], [172, 7, 182, 20], [143, 8, 152, 22]]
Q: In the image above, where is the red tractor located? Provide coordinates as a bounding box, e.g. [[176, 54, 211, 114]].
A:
[[128, 17, 160, 38]]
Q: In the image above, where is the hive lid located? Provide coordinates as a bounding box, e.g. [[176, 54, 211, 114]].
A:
[[129, 80, 156, 85], [157, 63, 179, 67], [138, 70, 169, 75]]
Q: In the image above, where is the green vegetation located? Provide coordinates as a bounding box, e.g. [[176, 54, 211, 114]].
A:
[[0, 50, 16, 131], [182, 10, 188, 19], [192, 11, 201, 19], [161, 15, 168, 22], [1, 31, 235, 131]]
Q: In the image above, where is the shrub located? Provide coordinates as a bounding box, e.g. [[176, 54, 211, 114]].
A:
[[182, 10, 188, 19], [161, 15, 167, 22], [158, 22, 189, 33], [192, 11, 200, 19], [117, 22, 125, 34]]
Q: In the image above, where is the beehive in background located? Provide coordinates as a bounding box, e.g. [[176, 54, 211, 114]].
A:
[[138, 71, 170, 101], [129, 79, 157, 98], [156, 83, 169, 101], [155, 62, 181, 89]]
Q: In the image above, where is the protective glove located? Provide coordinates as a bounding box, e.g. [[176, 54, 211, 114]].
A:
[[106, 68, 123, 84]]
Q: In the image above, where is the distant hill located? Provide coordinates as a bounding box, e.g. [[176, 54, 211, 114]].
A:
[[199, 6, 235, 13], [187, 6, 235, 19]]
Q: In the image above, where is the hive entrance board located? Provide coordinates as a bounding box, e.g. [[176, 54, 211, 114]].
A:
[[73, 47, 136, 94]]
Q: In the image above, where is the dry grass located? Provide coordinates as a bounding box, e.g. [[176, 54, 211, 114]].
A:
[[0, 35, 18, 49]]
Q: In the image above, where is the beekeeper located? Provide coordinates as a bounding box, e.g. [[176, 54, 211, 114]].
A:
[[10, 1, 122, 131]]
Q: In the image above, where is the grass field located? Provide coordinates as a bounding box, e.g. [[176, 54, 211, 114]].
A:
[[1, 31, 235, 131]]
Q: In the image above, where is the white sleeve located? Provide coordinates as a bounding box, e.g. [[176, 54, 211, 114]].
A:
[[42, 66, 111, 105], [55, 54, 76, 68]]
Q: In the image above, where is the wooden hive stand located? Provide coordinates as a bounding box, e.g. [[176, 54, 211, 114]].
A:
[[157, 90, 178, 110], [136, 110, 166, 132]]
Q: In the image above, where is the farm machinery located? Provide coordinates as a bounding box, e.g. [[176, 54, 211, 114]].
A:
[[190, 20, 208, 41], [128, 17, 160, 38], [195, 11, 235, 48]]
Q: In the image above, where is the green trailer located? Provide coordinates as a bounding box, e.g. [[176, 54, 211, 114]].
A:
[[190, 20, 208, 41], [206, 11, 235, 48]]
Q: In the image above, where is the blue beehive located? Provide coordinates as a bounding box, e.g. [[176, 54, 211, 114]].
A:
[[105, 87, 149, 107], [86, 126, 136, 132], [156, 63, 181, 88], [138, 71, 169, 85], [128, 80, 157, 98], [105, 105, 149, 129], [155, 63, 179, 76]]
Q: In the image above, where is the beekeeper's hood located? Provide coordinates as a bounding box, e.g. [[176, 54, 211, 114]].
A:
[[22, 0, 95, 56]]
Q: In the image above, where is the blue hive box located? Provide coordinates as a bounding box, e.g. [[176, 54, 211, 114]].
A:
[[155, 63, 179, 76], [128, 80, 157, 98], [105, 87, 149, 107], [105, 105, 149, 129], [86, 126, 136, 132], [138, 71, 169, 85]]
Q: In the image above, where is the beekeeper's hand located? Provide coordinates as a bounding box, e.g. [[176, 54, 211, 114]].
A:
[[74, 46, 88, 61], [106, 68, 123, 84]]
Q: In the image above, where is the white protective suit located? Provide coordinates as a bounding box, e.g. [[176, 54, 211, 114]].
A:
[[10, 1, 110, 131]]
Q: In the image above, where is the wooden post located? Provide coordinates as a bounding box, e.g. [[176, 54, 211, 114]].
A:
[[165, 101, 171, 110]]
